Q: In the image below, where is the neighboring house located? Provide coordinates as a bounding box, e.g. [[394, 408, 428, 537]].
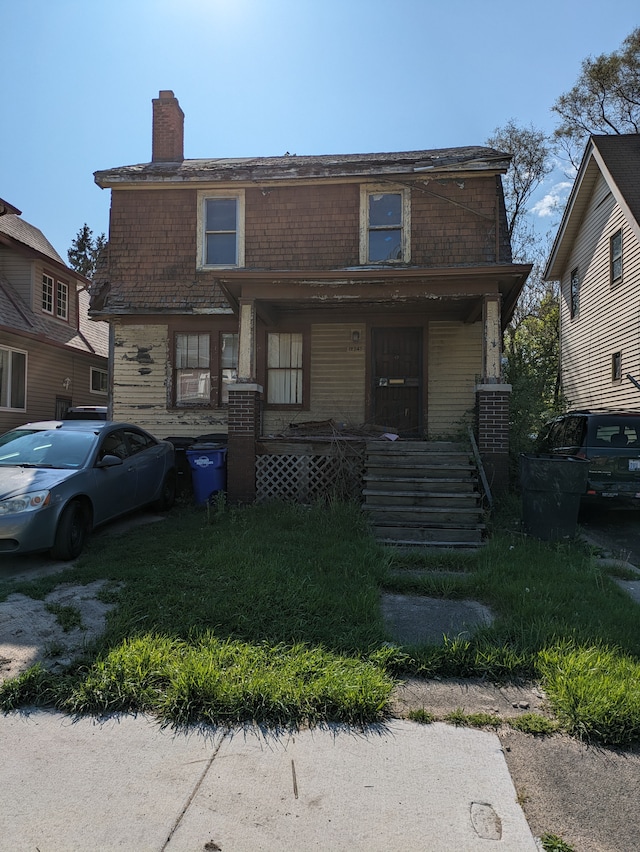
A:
[[545, 134, 640, 410], [91, 90, 530, 503], [0, 205, 109, 433]]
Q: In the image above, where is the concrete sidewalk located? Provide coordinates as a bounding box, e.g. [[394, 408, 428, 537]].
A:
[[0, 711, 537, 852]]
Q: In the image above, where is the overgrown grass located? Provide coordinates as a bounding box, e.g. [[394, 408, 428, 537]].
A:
[[1, 498, 640, 744]]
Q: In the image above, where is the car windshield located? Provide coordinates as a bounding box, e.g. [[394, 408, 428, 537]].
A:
[[0, 428, 97, 469]]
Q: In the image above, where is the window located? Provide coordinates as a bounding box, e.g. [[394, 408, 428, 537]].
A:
[[360, 185, 411, 264], [197, 190, 245, 268], [220, 332, 238, 405], [611, 230, 622, 285], [570, 267, 579, 318], [612, 351, 622, 382], [0, 346, 27, 410], [42, 273, 69, 320], [91, 367, 108, 395], [175, 333, 211, 405], [267, 332, 303, 405]]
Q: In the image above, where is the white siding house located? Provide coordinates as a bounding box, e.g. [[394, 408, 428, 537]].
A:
[[545, 135, 640, 410]]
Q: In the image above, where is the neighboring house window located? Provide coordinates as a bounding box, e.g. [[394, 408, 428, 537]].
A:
[[611, 230, 622, 285], [42, 273, 69, 320], [197, 190, 245, 268], [175, 333, 211, 405], [360, 185, 411, 264], [612, 352, 622, 382], [220, 332, 238, 406], [91, 367, 108, 395], [267, 332, 303, 405], [570, 267, 579, 318], [0, 346, 27, 410]]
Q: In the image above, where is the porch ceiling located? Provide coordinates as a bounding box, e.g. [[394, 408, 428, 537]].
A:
[[217, 264, 531, 328]]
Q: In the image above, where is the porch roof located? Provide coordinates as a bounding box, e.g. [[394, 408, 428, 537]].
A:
[[217, 264, 531, 329]]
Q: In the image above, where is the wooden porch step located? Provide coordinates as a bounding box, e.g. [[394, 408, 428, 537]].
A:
[[372, 525, 484, 544], [363, 491, 480, 508]]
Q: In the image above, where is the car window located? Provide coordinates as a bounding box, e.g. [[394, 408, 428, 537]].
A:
[[0, 429, 95, 468], [562, 417, 585, 448], [124, 429, 156, 455], [100, 430, 129, 460], [591, 418, 640, 447]]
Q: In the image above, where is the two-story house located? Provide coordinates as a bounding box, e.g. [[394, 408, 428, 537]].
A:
[[0, 205, 109, 433], [545, 134, 640, 409], [92, 91, 530, 507]]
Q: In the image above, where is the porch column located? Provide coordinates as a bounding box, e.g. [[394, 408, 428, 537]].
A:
[[227, 299, 262, 504], [476, 295, 511, 493]]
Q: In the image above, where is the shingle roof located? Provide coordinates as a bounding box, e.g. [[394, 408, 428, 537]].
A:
[[592, 134, 640, 226], [0, 214, 65, 264], [95, 146, 512, 186]]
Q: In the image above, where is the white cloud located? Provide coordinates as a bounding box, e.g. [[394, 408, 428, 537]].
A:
[[531, 181, 573, 217]]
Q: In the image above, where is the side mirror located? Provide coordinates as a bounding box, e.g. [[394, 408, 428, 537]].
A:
[[96, 454, 123, 468]]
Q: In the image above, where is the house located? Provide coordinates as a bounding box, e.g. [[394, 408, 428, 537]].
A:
[[545, 134, 640, 409], [0, 204, 109, 433], [91, 90, 530, 506]]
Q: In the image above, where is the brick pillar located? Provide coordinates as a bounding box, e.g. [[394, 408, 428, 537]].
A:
[[476, 383, 511, 495], [227, 383, 262, 505]]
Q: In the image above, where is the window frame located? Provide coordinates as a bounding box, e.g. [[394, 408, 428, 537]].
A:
[[219, 331, 239, 407], [612, 351, 622, 382], [263, 330, 309, 410], [359, 184, 411, 265], [0, 345, 27, 411], [610, 229, 623, 286], [570, 267, 580, 319], [197, 189, 245, 269], [42, 271, 69, 320], [90, 367, 108, 395], [173, 331, 213, 407]]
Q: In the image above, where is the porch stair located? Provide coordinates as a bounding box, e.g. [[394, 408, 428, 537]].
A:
[[362, 440, 485, 548]]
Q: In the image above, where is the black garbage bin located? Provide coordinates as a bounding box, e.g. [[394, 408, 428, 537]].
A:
[[186, 443, 228, 505], [520, 454, 589, 541], [165, 437, 196, 497]]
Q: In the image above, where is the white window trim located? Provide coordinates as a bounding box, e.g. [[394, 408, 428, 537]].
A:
[[42, 272, 69, 320], [90, 366, 108, 395], [359, 184, 411, 265], [0, 344, 27, 411], [196, 189, 245, 270]]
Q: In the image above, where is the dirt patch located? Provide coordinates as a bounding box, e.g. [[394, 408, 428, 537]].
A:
[[0, 581, 114, 683]]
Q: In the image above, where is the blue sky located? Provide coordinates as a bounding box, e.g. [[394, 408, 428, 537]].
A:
[[2, 0, 638, 260]]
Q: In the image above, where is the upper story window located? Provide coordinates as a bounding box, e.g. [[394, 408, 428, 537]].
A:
[[570, 267, 580, 318], [197, 190, 245, 268], [360, 185, 411, 264], [610, 229, 622, 285], [42, 273, 69, 320], [0, 345, 27, 410]]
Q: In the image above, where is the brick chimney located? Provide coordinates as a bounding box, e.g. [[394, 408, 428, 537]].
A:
[[152, 90, 184, 162]]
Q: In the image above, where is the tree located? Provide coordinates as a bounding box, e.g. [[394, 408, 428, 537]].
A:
[[486, 120, 553, 261], [552, 27, 640, 167], [67, 224, 107, 280], [486, 122, 562, 466]]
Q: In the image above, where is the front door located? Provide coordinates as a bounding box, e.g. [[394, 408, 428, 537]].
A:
[[372, 327, 422, 436]]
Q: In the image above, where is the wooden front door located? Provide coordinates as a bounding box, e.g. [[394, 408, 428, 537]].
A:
[[372, 327, 422, 435]]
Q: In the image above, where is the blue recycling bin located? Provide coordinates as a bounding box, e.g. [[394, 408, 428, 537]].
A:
[[186, 443, 227, 505]]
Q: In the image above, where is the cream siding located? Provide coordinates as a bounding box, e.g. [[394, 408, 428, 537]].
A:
[[111, 319, 228, 439], [262, 322, 366, 434], [427, 320, 482, 438], [560, 172, 640, 409]]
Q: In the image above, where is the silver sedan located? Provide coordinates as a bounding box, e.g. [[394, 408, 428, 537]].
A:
[[0, 421, 176, 560]]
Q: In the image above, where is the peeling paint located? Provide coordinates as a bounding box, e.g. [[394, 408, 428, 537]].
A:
[[123, 346, 155, 364]]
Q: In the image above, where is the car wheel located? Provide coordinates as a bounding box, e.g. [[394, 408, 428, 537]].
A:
[[152, 470, 176, 512], [51, 500, 90, 561]]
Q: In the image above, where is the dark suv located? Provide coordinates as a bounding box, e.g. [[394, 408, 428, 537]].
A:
[[538, 410, 640, 507]]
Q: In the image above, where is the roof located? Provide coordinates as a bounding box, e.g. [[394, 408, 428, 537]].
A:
[[0, 214, 65, 265], [0, 198, 21, 216], [545, 134, 640, 280], [94, 146, 512, 187]]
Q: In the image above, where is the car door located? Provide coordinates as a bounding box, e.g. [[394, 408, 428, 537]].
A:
[[122, 428, 166, 507], [92, 428, 138, 523]]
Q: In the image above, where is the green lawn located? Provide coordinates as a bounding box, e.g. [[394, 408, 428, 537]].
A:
[[2, 498, 640, 745]]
